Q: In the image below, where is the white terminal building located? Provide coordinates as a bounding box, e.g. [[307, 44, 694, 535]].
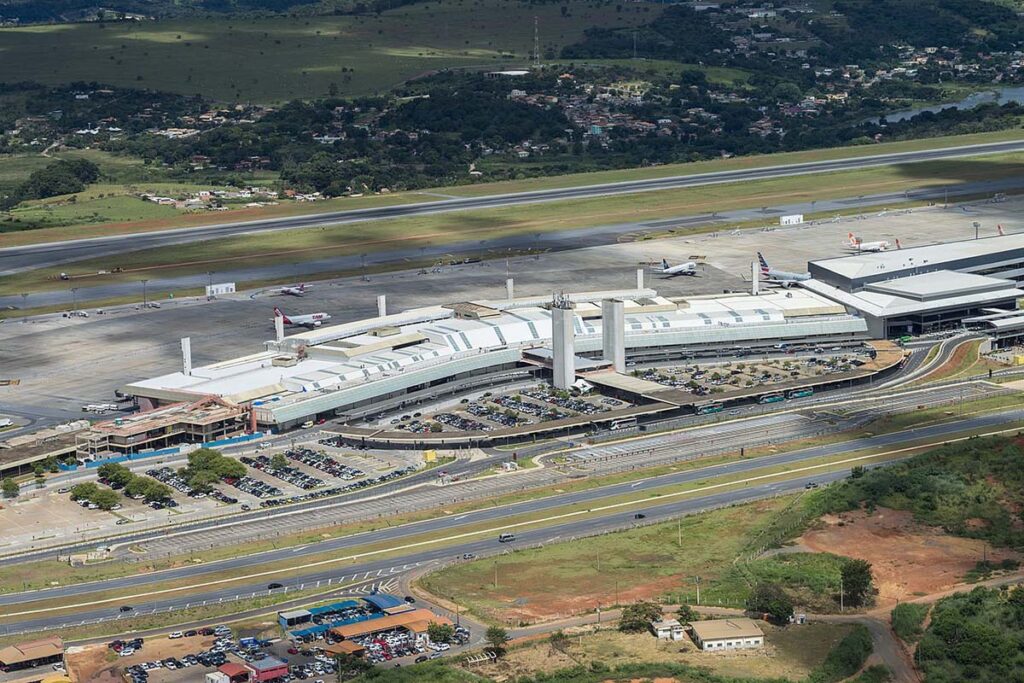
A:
[[806, 233, 1024, 339], [124, 287, 866, 432]]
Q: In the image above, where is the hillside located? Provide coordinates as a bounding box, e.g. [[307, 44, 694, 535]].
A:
[[0, 0, 659, 102]]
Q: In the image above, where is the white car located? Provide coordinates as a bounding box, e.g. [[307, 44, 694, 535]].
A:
[[169, 631, 184, 639], [118, 648, 135, 657]]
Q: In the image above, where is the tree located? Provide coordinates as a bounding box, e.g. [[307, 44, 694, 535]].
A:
[[92, 488, 121, 510], [426, 622, 455, 644], [1, 477, 18, 498], [747, 583, 794, 623], [70, 482, 99, 501], [842, 559, 874, 607], [548, 630, 570, 654], [485, 625, 510, 654], [270, 453, 288, 470], [618, 601, 663, 632], [333, 651, 372, 680], [676, 604, 699, 624]]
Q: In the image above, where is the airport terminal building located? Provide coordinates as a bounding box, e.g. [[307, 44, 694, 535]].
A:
[[122, 287, 867, 433], [804, 234, 1024, 338]]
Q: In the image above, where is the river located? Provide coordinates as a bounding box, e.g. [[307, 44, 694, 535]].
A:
[[870, 85, 1024, 124]]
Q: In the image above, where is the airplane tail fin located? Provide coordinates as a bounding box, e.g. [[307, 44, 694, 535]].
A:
[[998, 224, 1005, 236], [847, 232, 860, 246], [273, 306, 290, 323], [661, 258, 670, 270], [895, 238, 902, 250], [757, 252, 770, 275]]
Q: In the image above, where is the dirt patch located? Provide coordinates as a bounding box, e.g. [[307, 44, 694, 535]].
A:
[[66, 634, 215, 683], [800, 507, 1020, 606]]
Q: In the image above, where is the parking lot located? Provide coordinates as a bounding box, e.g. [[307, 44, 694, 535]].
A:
[[376, 383, 630, 434], [633, 349, 873, 398]]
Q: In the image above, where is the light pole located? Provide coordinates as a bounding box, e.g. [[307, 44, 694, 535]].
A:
[[20, 293, 27, 322], [70, 287, 79, 313], [973, 221, 981, 240], [141, 279, 149, 308]]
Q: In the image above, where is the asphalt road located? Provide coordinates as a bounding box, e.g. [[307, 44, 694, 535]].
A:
[[2, 406, 1019, 636], [3, 138, 1023, 278]]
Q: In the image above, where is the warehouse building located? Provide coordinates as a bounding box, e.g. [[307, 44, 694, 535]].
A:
[[122, 287, 867, 432], [688, 619, 764, 652], [805, 235, 1024, 338]]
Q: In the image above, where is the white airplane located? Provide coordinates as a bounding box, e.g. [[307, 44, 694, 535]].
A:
[[846, 232, 892, 252], [273, 306, 331, 329], [279, 283, 310, 297], [652, 258, 699, 277], [757, 252, 810, 288]]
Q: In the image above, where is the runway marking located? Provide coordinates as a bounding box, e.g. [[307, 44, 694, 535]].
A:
[[5, 420, 1019, 620]]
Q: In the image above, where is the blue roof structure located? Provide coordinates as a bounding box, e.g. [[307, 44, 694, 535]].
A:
[[364, 593, 404, 611]]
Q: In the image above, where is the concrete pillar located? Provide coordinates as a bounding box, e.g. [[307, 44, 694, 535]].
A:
[[751, 261, 760, 296], [602, 299, 625, 373], [181, 337, 192, 376], [551, 302, 576, 390], [274, 315, 285, 343], [636, 268, 644, 291], [377, 294, 387, 318], [506, 278, 514, 301]]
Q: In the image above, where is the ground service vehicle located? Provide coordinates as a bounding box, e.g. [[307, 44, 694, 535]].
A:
[[696, 403, 724, 415]]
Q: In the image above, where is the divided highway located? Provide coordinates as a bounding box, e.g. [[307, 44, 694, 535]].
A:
[[3, 139, 1024, 275], [2, 406, 1021, 637]]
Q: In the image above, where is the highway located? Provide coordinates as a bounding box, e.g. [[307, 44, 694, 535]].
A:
[[3, 138, 1024, 277], [1, 406, 1020, 637]]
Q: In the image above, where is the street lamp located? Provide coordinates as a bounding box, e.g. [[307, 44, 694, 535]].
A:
[[20, 293, 27, 322], [141, 279, 149, 308], [70, 287, 79, 313], [973, 221, 981, 240]]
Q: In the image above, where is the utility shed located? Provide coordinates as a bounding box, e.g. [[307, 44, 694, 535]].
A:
[[688, 619, 764, 651]]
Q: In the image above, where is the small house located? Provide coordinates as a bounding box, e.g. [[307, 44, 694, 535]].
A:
[[651, 618, 685, 640], [688, 619, 764, 651]]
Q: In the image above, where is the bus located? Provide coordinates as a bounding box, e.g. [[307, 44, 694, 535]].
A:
[[758, 393, 785, 404], [786, 388, 814, 399], [609, 417, 638, 431], [897, 335, 913, 346], [696, 403, 724, 415]]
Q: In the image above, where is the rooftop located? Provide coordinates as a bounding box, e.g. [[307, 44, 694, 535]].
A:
[[689, 618, 764, 641], [810, 233, 1024, 281], [0, 636, 63, 665], [863, 271, 1014, 301], [802, 277, 1024, 318]]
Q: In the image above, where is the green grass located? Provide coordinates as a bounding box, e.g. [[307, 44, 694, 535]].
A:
[[0, 1, 659, 103], [419, 497, 799, 623], [547, 58, 750, 85], [5, 149, 1024, 297], [891, 602, 929, 642]]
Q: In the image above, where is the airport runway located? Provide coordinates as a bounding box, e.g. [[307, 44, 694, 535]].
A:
[[1, 406, 1018, 624], [5, 174, 1023, 311], [2, 138, 1023, 281]]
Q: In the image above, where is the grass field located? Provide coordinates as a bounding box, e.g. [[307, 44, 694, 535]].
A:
[[472, 623, 855, 682], [0, 1, 659, 102], [5, 149, 1024, 297], [418, 497, 828, 624]]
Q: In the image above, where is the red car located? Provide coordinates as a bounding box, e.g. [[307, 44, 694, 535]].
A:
[[287, 647, 298, 655]]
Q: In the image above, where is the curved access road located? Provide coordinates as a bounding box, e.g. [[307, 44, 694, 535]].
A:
[[3, 139, 1024, 275]]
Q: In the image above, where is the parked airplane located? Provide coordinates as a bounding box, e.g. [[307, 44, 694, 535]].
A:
[[757, 252, 810, 287], [280, 283, 310, 297], [846, 232, 892, 252], [273, 306, 331, 328], [653, 258, 699, 277]]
